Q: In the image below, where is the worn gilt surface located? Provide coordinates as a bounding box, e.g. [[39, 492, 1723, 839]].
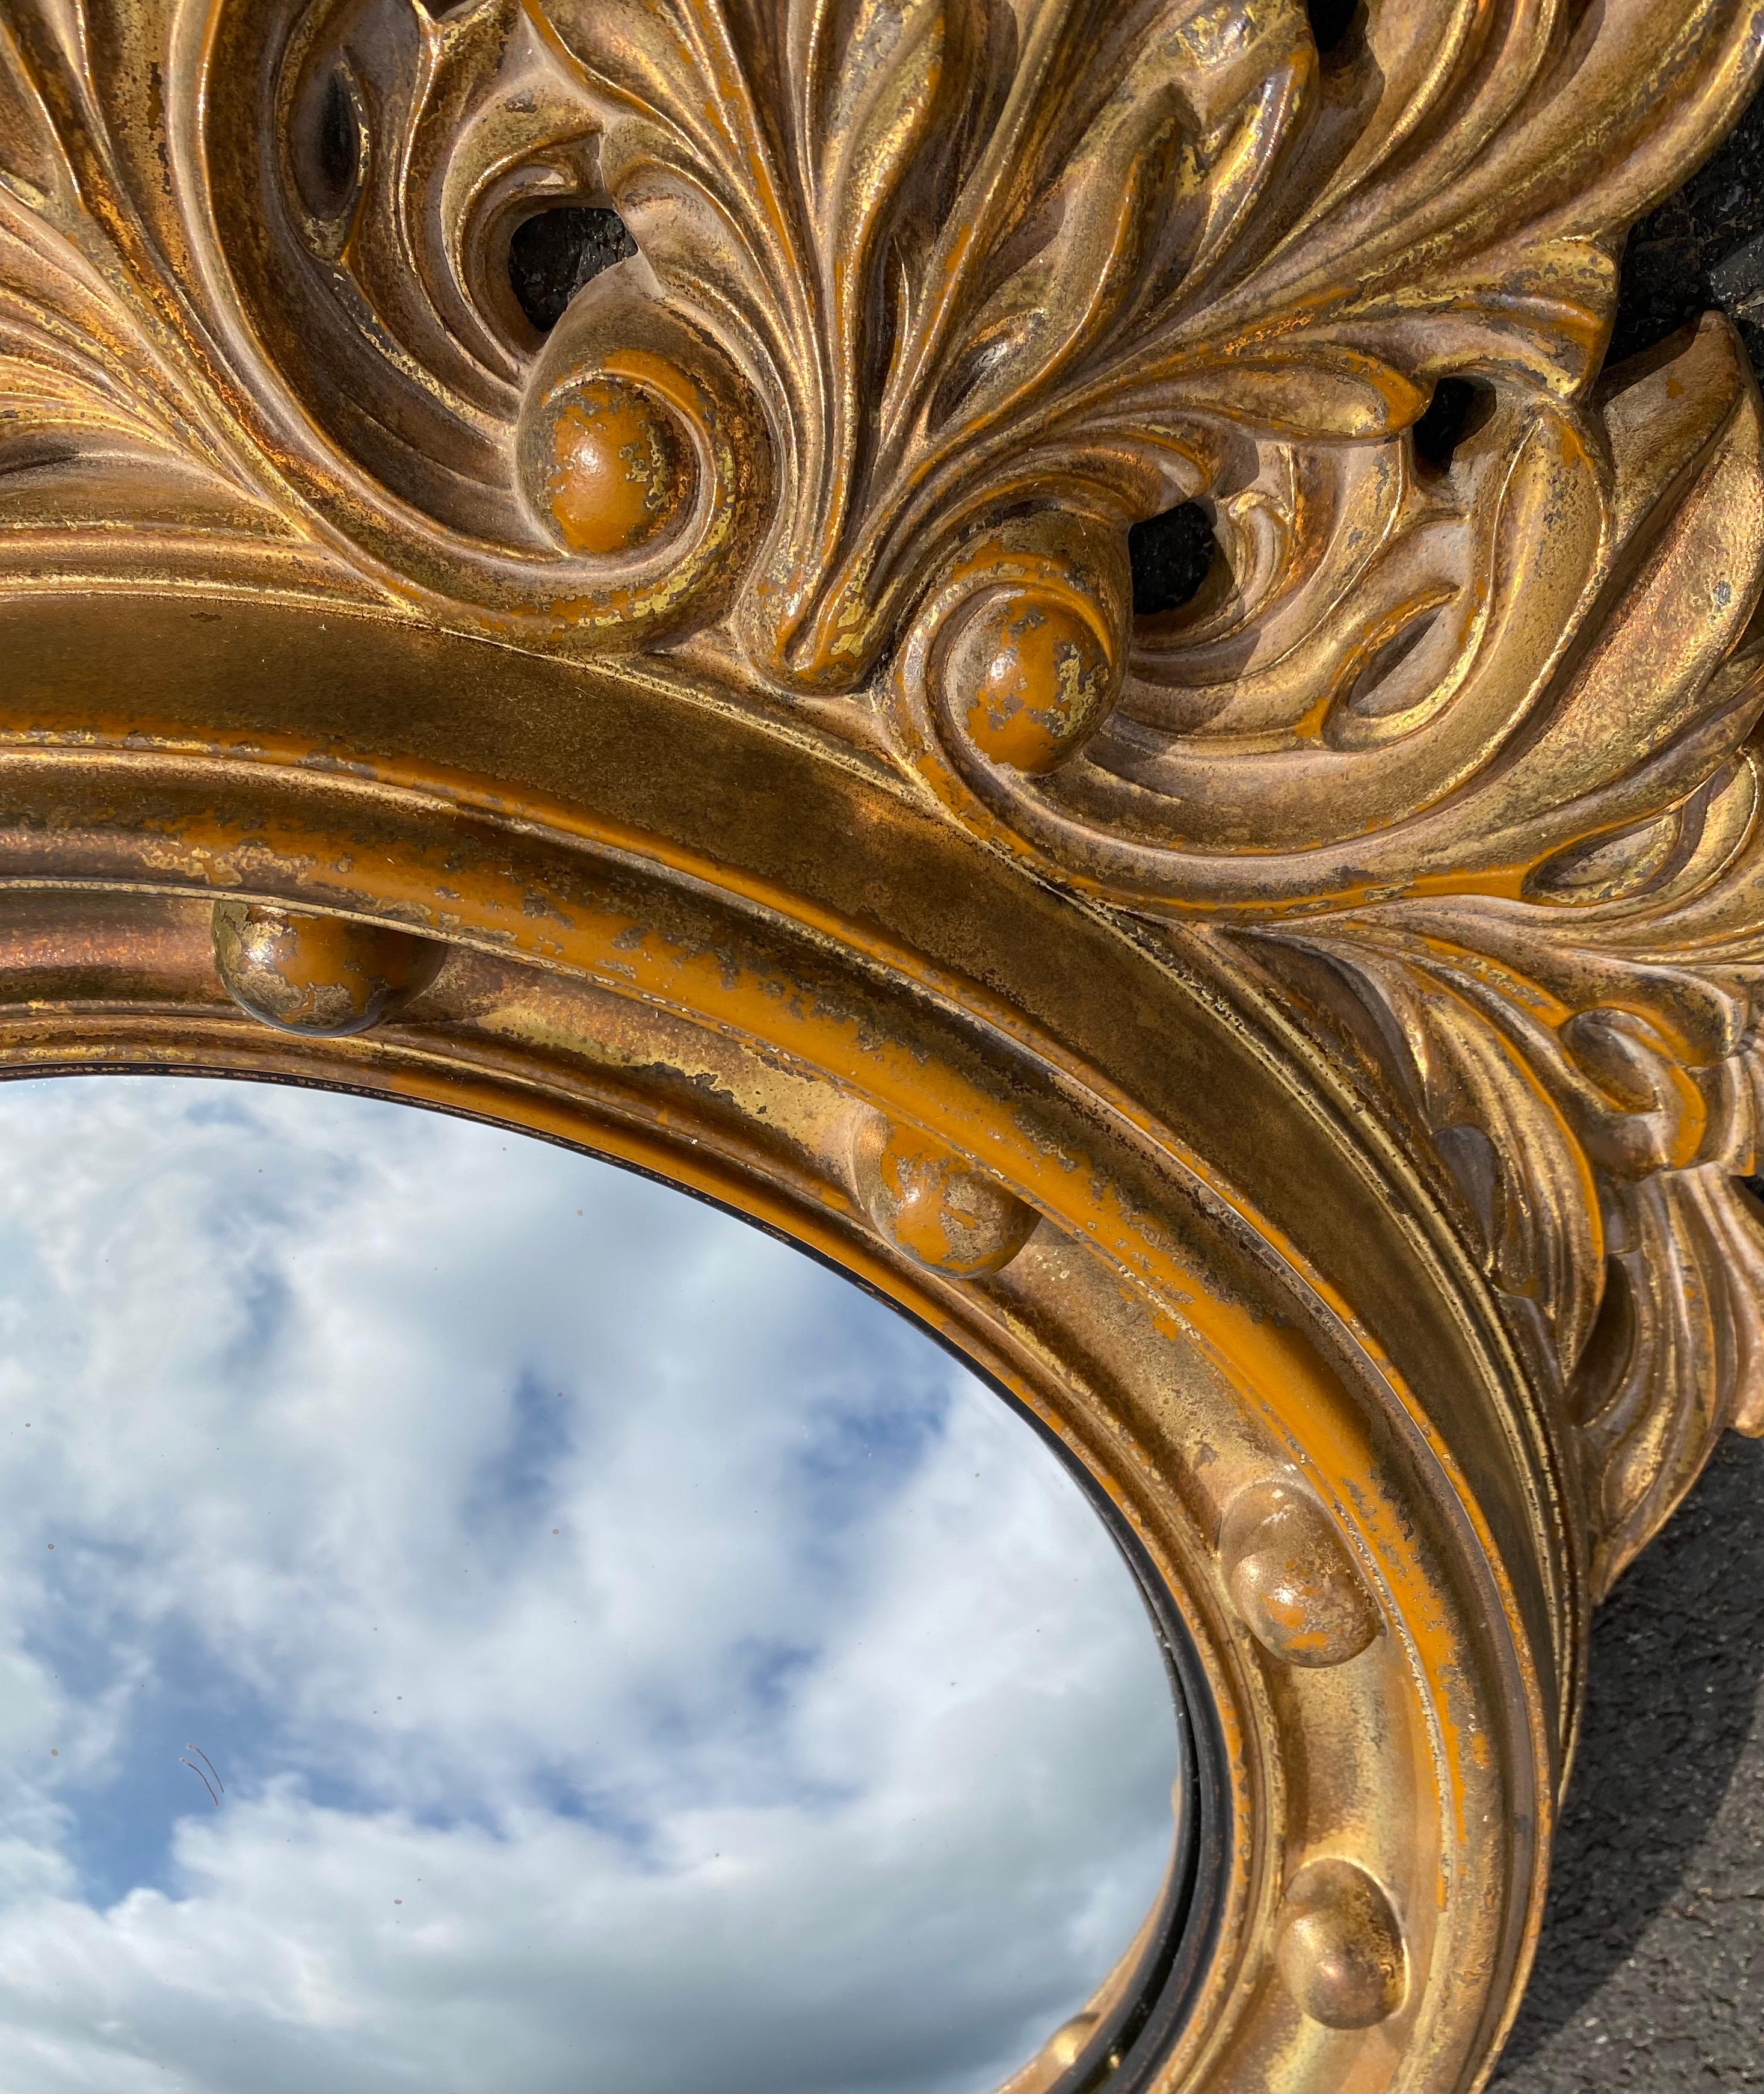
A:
[[2, 0, 1764, 2079], [6, 0, 1755, 1597]]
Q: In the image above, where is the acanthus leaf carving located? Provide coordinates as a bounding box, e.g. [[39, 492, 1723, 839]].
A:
[[0, 6, 351, 594], [5, 1, 1754, 660], [1224, 717, 1764, 1592], [1, 0, 1763, 1601]]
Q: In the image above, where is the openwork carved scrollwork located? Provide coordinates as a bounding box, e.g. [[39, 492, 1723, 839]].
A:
[[3, 0, 1764, 2084]]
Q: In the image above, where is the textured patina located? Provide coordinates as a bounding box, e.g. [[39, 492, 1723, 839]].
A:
[[0, 1, 1760, 2088]]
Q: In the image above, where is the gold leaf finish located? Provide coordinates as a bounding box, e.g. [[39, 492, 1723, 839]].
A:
[[850, 1115, 1041, 1275], [212, 901, 444, 1035], [1274, 1856, 1408, 2030], [1221, 1477, 1382, 1670], [1, 0, 1762, 2086]]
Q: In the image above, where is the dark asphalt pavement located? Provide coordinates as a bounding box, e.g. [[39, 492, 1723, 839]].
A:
[[1493, 1433, 1764, 2091]]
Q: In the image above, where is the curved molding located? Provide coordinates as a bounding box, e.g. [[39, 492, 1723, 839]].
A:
[[0, 1, 1760, 2085]]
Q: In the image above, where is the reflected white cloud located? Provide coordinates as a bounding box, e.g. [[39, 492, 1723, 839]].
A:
[[0, 1077, 1179, 2094]]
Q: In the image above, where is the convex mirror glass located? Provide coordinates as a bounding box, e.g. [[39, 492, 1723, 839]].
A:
[[0, 1077, 1182, 2093]]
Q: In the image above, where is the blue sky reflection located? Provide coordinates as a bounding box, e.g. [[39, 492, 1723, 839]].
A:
[[0, 1076, 1179, 2094]]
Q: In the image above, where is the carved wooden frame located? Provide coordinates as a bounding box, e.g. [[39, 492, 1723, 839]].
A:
[[2, 1, 1763, 2086]]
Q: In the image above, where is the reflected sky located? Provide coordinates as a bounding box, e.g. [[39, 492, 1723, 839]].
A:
[[0, 1077, 1179, 2094]]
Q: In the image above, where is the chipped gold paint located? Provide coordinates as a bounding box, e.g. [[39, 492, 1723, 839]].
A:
[[0, 698, 1541, 2086], [1, 0, 1760, 2085], [957, 594, 1115, 775], [544, 378, 691, 556]]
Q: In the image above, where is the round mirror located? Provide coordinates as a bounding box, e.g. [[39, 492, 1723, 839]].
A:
[[0, 1076, 1186, 2093]]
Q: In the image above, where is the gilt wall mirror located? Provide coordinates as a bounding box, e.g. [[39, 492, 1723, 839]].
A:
[[0, 0, 1760, 2087]]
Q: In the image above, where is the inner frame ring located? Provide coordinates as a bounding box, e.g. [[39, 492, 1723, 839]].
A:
[[0, 591, 1559, 2092], [0, 861, 1538, 2090]]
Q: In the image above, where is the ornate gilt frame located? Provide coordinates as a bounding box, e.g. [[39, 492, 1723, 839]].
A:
[[1, 1, 1762, 2086]]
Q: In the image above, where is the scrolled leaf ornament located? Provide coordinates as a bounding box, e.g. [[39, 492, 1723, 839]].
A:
[[4, 0, 1764, 2087], [897, 507, 1131, 781], [511, 267, 769, 624]]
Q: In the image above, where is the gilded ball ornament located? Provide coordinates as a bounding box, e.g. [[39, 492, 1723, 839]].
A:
[[540, 375, 692, 557], [944, 584, 1117, 774], [1274, 1858, 1408, 2029], [851, 1119, 1038, 1276], [212, 902, 443, 1037], [1035, 2012, 1100, 2076], [1220, 1479, 1381, 1669]]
